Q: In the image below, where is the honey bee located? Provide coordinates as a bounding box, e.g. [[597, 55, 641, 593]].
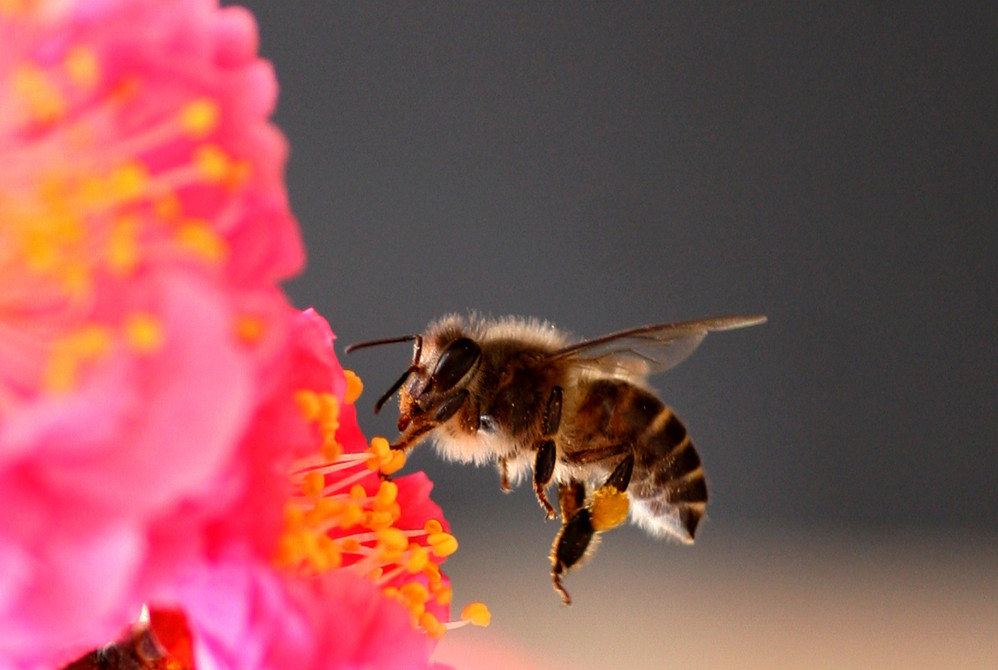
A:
[[346, 313, 766, 604]]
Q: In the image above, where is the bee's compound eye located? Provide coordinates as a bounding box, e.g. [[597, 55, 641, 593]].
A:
[[429, 337, 481, 392]]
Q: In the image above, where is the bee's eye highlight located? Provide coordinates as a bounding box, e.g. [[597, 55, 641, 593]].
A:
[[430, 337, 481, 392]]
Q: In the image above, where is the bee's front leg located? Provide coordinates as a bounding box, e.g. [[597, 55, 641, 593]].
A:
[[532, 386, 563, 519], [550, 452, 634, 605]]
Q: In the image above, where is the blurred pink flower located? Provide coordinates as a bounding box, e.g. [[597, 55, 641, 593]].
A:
[[1, 2, 487, 668], [0, 0, 302, 665]]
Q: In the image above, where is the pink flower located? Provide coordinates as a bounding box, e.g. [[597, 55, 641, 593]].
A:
[[146, 309, 488, 670], [0, 0, 301, 665], [1, 1, 487, 667]]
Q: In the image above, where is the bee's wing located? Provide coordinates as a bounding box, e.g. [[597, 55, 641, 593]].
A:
[[546, 315, 766, 377]]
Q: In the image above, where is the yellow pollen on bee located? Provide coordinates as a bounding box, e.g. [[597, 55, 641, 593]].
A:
[[589, 486, 630, 532], [343, 369, 363, 404], [179, 98, 221, 137], [124, 312, 165, 354]]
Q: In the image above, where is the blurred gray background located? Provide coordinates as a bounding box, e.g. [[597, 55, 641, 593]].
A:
[[231, 3, 996, 667]]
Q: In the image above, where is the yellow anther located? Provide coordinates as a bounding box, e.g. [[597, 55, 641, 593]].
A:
[[422, 562, 442, 584], [317, 393, 340, 426], [293, 389, 321, 421], [43, 351, 78, 393], [374, 481, 398, 509], [67, 324, 114, 360], [420, 612, 446, 640], [343, 369, 363, 404], [12, 63, 65, 123], [194, 144, 231, 182], [304, 499, 339, 526], [302, 471, 325, 498], [339, 537, 361, 553], [275, 534, 305, 567], [108, 162, 148, 201], [400, 582, 429, 604], [283, 504, 305, 526], [313, 497, 341, 517], [320, 436, 343, 461], [107, 216, 140, 274], [179, 98, 220, 137], [64, 47, 99, 89], [154, 194, 182, 221], [434, 585, 452, 606], [349, 484, 367, 500], [315, 535, 342, 570], [461, 602, 491, 627], [124, 312, 165, 354], [427, 532, 458, 558], [234, 314, 266, 344], [339, 504, 364, 529], [424, 519, 443, 535], [404, 546, 429, 573], [376, 528, 408, 560], [43, 324, 113, 391], [366, 437, 389, 471], [380, 450, 406, 476], [176, 221, 227, 264], [365, 510, 395, 531], [590, 486, 630, 532], [224, 158, 251, 189]]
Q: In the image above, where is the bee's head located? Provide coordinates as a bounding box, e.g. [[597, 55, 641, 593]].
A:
[[397, 328, 481, 432], [345, 318, 482, 445]]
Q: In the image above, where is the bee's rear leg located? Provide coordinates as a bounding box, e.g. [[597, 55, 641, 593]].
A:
[[532, 386, 563, 519], [549, 453, 634, 604]]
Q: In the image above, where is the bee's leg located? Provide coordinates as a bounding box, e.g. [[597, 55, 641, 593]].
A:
[[498, 457, 512, 492], [532, 386, 563, 519], [550, 452, 634, 605], [557, 480, 587, 522]]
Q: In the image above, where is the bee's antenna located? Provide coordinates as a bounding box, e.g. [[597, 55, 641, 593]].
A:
[[373, 366, 416, 414], [345, 334, 418, 354], [348, 334, 425, 415]]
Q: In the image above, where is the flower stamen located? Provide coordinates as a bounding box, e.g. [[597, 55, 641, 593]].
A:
[[280, 374, 487, 639]]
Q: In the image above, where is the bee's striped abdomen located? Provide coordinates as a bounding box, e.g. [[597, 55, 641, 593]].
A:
[[630, 405, 708, 541]]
